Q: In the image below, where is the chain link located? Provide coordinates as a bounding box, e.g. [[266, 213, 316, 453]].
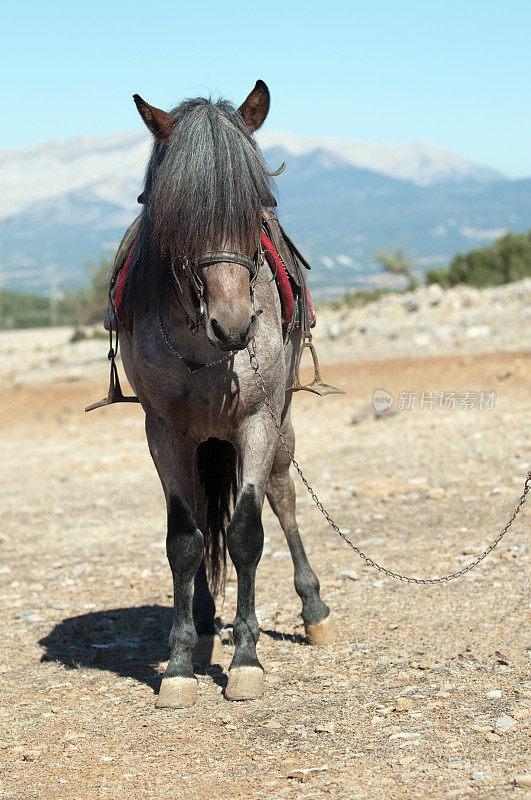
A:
[[248, 341, 530, 584]]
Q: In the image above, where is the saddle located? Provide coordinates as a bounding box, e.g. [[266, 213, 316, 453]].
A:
[[260, 210, 342, 396], [86, 211, 342, 412]]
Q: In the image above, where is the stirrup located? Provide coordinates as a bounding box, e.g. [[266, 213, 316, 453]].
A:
[[85, 357, 139, 411], [85, 302, 139, 412], [288, 337, 344, 396]]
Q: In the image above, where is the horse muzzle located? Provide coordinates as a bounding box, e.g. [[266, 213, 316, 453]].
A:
[[206, 310, 259, 351]]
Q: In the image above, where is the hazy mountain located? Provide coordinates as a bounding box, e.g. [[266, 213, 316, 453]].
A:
[[1, 129, 528, 298], [0, 131, 148, 218], [257, 132, 504, 186]]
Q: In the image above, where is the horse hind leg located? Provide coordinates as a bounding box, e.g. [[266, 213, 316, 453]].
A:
[[191, 441, 230, 666], [266, 421, 337, 646]]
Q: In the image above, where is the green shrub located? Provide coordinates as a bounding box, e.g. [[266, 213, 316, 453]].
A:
[[2, 253, 113, 330], [342, 288, 386, 308], [428, 230, 531, 289], [69, 255, 112, 325], [426, 267, 451, 288], [1, 290, 77, 329]]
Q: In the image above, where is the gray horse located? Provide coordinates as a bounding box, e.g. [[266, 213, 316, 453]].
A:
[[118, 80, 335, 708]]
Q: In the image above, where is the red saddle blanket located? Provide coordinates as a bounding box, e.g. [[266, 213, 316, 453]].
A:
[[261, 230, 316, 332], [113, 232, 316, 334]]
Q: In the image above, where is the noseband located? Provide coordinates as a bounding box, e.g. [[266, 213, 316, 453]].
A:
[[170, 246, 263, 334]]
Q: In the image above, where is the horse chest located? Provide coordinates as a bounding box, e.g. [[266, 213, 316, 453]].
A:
[[145, 368, 249, 437]]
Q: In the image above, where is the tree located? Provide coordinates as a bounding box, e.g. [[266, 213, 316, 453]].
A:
[[71, 254, 113, 325], [427, 230, 531, 289], [372, 246, 417, 290]]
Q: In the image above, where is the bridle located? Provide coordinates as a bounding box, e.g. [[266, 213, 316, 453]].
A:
[[170, 243, 264, 334], [137, 157, 286, 336]]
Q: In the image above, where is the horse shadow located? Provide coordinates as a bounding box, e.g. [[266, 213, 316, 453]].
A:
[[39, 604, 222, 691], [39, 605, 305, 691]]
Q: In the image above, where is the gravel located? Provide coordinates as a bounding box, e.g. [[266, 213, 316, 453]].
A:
[[0, 298, 529, 800]]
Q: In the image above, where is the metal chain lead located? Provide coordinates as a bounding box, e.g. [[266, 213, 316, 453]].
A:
[[248, 341, 530, 584]]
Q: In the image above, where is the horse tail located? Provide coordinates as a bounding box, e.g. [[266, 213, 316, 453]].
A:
[[197, 438, 238, 597]]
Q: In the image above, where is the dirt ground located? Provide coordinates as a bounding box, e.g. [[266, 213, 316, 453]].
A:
[[0, 336, 530, 800]]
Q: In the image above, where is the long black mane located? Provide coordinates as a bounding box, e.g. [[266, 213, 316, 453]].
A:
[[121, 97, 275, 325]]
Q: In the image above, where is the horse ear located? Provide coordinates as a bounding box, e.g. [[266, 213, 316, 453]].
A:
[[238, 80, 270, 133], [133, 94, 176, 142]]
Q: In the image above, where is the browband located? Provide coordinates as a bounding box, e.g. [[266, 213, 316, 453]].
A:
[[194, 250, 258, 275]]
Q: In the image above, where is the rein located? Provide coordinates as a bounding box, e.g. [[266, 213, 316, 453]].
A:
[[247, 339, 531, 584]]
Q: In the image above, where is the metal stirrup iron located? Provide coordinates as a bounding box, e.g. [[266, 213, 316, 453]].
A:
[[288, 334, 344, 396], [85, 296, 139, 412]]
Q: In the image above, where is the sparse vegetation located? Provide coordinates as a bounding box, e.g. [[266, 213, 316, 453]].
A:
[[426, 230, 531, 288], [5, 231, 531, 329], [1, 290, 76, 329], [1, 254, 112, 330], [71, 255, 113, 325], [372, 246, 418, 290], [326, 288, 388, 311]]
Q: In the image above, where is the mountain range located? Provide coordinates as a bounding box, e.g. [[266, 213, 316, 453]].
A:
[[1, 130, 529, 299]]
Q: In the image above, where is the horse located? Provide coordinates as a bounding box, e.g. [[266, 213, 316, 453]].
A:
[[116, 80, 336, 707]]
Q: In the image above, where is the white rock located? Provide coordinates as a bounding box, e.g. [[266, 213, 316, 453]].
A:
[[287, 765, 327, 782], [327, 323, 342, 340], [471, 771, 491, 782], [495, 715, 518, 733], [413, 333, 430, 347], [255, 606, 270, 623], [428, 283, 444, 300], [339, 570, 359, 581], [465, 324, 490, 339], [486, 690, 503, 699]]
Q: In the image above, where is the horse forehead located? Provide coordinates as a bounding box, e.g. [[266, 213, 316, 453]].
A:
[[202, 262, 254, 291]]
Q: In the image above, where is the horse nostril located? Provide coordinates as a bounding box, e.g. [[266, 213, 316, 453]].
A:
[[210, 317, 228, 343], [242, 314, 257, 341]]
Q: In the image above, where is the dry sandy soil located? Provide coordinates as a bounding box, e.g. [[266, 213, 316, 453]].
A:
[[0, 328, 529, 800]]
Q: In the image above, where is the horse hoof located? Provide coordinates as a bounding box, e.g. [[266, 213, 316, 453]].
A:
[[305, 614, 337, 646], [156, 676, 198, 709], [192, 634, 224, 665], [225, 666, 264, 701]]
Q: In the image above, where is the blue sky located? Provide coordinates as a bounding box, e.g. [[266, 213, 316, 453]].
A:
[[2, 0, 531, 176]]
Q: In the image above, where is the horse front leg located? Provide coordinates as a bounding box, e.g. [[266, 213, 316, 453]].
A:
[[145, 416, 202, 709], [157, 493, 204, 708], [225, 415, 278, 701]]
